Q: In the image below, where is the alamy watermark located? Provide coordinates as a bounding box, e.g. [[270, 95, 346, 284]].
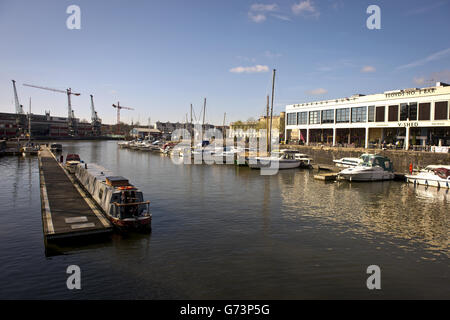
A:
[[66, 5, 81, 30], [366, 5, 381, 30], [366, 265, 381, 290], [66, 265, 81, 290], [169, 126, 280, 175]]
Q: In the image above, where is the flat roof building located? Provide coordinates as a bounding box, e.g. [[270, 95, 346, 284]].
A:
[[285, 82, 450, 152]]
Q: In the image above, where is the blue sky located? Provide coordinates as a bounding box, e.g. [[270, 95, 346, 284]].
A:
[[1, 0, 450, 125]]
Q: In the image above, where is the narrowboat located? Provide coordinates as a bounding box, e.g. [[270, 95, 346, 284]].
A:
[[74, 163, 151, 231]]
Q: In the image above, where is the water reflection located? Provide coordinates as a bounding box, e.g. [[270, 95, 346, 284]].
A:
[[279, 173, 449, 255], [1, 141, 448, 299]]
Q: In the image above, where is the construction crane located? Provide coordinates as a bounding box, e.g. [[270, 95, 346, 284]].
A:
[[112, 102, 134, 135], [23, 83, 81, 136], [90, 95, 102, 136], [12, 80, 24, 114]]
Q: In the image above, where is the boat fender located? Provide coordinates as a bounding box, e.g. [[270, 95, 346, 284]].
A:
[[413, 179, 416, 187]]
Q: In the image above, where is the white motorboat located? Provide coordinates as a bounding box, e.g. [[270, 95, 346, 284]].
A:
[[65, 153, 81, 174], [118, 141, 130, 148], [50, 143, 63, 152], [212, 146, 241, 164], [21, 144, 39, 156], [248, 150, 302, 170], [294, 153, 313, 168], [136, 141, 153, 151], [338, 154, 395, 181], [405, 165, 450, 189], [333, 154, 371, 168]]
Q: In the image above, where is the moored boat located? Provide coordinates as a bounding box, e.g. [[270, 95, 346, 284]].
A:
[[248, 150, 302, 170], [50, 143, 63, 152], [21, 143, 39, 156], [74, 163, 151, 231], [338, 154, 395, 181], [65, 153, 81, 173], [294, 153, 313, 168], [405, 165, 450, 189], [333, 154, 371, 168]]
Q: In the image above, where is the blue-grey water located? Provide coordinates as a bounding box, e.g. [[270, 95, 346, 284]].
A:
[[0, 140, 448, 299]]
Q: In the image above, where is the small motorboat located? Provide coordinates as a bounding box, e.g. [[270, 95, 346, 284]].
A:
[[294, 153, 313, 168], [333, 154, 371, 168], [50, 143, 63, 152], [333, 157, 362, 168], [65, 153, 81, 173], [21, 143, 39, 156], [338, 154, 395, 181], [213, 146, 241, 164], [248, 150, 302, 170], [118, 141, 131, 148], [405, 165, 450, 189]]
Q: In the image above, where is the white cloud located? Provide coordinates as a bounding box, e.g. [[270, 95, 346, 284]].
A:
[[250, 3, 278, 12], [307, 88, 327, 95], [248, 12, 266, 23], [397, 47, 450, 70], [413, 77, 426, 85], [292, 0, 320, 17], [264, 51, 282, 59], [248, 3, 282, 23], [230, 65, 270, 73], [361, 65, 376, 73], [271, 14, 291, 21]]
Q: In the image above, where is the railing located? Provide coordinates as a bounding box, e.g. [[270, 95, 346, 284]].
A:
[[113, 201, 150, 207]]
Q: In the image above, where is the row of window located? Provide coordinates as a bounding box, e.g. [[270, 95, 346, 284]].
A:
[[287, 101, 449, 125]]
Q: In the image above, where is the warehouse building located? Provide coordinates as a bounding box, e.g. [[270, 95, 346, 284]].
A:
[[285, 82, 450, 152]]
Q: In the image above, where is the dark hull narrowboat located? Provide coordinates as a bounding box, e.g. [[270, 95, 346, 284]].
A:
[[74, 163, 151, 231]]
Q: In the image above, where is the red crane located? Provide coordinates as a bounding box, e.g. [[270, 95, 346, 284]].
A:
[[112, 102, 134, 134]]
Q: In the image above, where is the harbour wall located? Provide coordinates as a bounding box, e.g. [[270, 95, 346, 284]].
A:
[[283, 145, 450, 173]]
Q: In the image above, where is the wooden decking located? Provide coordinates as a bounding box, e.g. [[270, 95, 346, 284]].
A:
[[38, 148, 112, 241]]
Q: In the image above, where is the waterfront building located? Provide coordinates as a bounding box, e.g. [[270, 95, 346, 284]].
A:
[[0, 111, 103, 139], [285, 82, 450, 151], [130, 127, 161, 139], [229, 112, 285, 140], [155, 121, 214, 134]]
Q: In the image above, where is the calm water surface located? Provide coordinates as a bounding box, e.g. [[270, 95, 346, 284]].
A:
[[0, 141, 448, 299]]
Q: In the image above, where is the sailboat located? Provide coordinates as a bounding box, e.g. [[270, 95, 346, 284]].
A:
[[247, 70, 302, 171], [21, 98, 39, 156]]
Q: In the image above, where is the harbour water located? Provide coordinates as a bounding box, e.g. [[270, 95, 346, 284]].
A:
[[0, 140, 448, 299]]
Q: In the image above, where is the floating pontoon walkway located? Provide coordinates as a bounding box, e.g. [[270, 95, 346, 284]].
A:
[[39, 148, 112, 241]]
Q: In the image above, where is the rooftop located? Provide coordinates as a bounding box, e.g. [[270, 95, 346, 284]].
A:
[[287, 82, 450, 109]]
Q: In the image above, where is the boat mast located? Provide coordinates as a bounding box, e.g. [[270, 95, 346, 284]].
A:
[[28, 97, 31, 142], [266, 95, 270, 153], [201, 98, 206, 142], [222, 112, 226, 144], [269, 69, 276, 152]]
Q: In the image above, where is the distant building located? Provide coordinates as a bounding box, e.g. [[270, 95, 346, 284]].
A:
[[0, 111, 103, 139], [229, 112, 285, 140], [154, 121, 214, 135], [130, 127, 161, 139]]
